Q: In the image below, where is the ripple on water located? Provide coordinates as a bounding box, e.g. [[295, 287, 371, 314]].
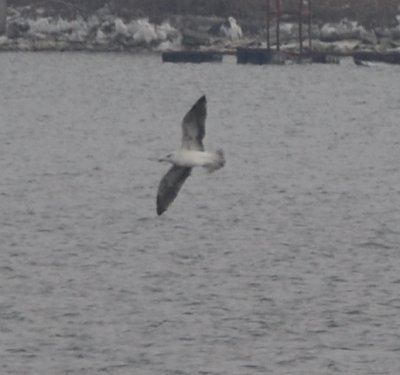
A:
[[1, 54, 400, 375]]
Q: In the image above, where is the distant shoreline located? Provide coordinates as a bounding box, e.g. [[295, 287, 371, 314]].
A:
[[1, 3, 400, 58]]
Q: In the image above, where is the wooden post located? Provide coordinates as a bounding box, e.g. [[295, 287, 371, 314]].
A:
[[266, 0, 270, 49], [276, 0, 280, 52], [299, 0, 303, 57], [308, 0, 312, 52], [0, 0, 6, 35]]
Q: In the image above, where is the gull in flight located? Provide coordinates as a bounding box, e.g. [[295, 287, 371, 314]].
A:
[[156, 95, 225, 215]]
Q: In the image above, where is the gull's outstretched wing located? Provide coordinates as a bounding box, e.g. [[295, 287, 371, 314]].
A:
[[157, 166, 192, 215], [181, 95, 207, 151]]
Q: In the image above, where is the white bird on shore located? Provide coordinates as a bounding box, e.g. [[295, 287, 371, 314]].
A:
[[220, 16, 243, 41], [132, 19, 157, 44], [114, 18, 130, 37], [156, 96, 225, 215]]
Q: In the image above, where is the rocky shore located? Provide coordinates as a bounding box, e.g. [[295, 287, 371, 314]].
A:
[[1, 3, 400, 56]]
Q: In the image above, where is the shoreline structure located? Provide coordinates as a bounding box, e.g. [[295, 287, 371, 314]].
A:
[[1, 1, 400, 56]]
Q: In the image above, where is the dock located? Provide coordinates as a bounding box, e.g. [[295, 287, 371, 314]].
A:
[[162, 50, 223, 63], [353, 51, 400, 65], [237, 0, 315, 65]]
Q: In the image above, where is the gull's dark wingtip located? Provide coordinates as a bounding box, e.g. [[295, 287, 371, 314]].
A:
[[156, 196, 166, 216], [156, 166, 192, 216], [189, 95, 207, 114]]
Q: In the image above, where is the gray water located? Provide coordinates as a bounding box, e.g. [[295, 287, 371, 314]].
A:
[[1, 52, 400, 375]]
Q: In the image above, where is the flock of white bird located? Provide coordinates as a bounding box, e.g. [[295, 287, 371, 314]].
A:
[[22, 15, 243, 49], [25, 16, 181, 46]]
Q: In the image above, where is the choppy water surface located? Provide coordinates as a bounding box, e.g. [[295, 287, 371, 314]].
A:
[[1, 52, 400, 374]]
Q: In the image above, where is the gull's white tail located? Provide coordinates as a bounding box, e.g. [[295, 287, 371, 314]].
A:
[[205, 149, 225, 173]]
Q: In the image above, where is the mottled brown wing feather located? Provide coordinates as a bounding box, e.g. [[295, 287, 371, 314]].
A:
[[157, 166, 192, 215], [181, 95, 206, 151]]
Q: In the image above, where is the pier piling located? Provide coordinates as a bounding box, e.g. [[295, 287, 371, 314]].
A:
[[0, 0, 6, 35], [238, 0, 313, 65]]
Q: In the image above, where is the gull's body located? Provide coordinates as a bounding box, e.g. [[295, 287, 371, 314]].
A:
[[162, 150, 223, 170], [156, 95, 225, 215]]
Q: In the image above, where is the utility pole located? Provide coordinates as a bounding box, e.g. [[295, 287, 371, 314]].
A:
[[0, 0, 6, 35], [266, 0, 270, 49], [308, 0, 312, 52], [275, 0, 280, 52], [299, 0, 303, 57]]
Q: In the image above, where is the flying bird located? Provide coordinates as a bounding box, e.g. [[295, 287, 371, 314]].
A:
[[156, 95, 225, 215]]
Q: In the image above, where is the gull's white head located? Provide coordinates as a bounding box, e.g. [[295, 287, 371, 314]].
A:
[[158, 153, 175, 164]]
